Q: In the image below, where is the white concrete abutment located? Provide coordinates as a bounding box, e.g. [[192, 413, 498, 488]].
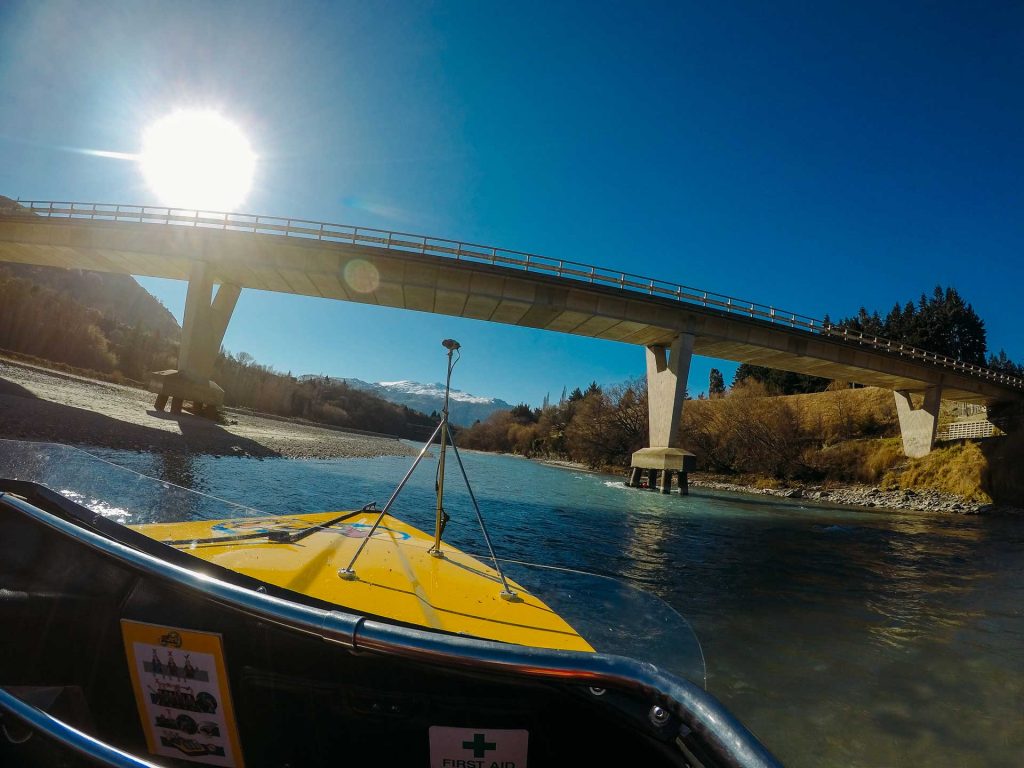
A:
[[149, 262, 241, 414], [894, 387, 942, 459], [628, 333, 697, 494]]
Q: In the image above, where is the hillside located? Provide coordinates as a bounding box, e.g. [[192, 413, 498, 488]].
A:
[[0, 262, 180, 380], [1, 263, 179, 337]]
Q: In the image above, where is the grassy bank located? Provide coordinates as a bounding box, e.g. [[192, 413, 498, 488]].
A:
[[461, 382, 1022, 507], [682, 386, 1022, 506]]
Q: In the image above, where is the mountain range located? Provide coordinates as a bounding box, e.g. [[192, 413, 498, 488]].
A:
[[300, 376, 512, 426]]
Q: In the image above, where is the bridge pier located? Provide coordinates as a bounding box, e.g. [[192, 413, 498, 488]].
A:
[[149, 262, 241, 414], [894, 387, 942, 458], [629, 333, 697, 494]]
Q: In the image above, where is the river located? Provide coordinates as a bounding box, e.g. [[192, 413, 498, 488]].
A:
[[87, 445, 1024, 767]]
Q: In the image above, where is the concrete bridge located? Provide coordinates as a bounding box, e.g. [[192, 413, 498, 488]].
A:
[[1, 200, 1021, 486]]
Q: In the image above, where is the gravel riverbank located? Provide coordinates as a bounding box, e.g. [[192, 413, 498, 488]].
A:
[[689, 475, 1020, 516], [0, 358, 416, 460], [539, 456, 1020, 516]]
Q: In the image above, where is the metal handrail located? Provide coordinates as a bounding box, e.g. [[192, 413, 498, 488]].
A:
[[0, 486, 782, 768], [0, 687, 162, 768], [9, 199, 1023, 391]]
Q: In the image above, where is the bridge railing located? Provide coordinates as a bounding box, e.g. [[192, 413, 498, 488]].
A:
[[13, 200, 1024, 391]]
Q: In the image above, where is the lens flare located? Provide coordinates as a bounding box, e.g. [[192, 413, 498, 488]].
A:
[[139, 110, 255, 211], [343, 259, 380, 294]]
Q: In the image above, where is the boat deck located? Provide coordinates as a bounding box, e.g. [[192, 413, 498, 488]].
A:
[[131, 511, 593, 652]]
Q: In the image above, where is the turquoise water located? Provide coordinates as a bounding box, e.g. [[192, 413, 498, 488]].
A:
[[89, 446, 1024, 768]]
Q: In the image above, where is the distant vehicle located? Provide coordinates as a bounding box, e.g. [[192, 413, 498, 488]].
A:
[[198, 721, 220, 737], [154, 713, 197, 734], [160, 734, 207, 758], [148, 683, 217, 714]]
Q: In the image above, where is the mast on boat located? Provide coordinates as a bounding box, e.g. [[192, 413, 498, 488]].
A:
[[338, 340, 516, 601], [429, 338, 460, 558]]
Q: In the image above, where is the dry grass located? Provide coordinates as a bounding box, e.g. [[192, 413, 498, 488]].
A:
[[804, 438, 905, 484], [680, 386, 1021, 504], [885, 443, 993, 503], [783, 386, 898, 442]]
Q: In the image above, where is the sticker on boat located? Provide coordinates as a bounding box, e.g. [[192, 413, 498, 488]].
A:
[[429, 726, 528, 768], [209, 518, 411, 539], [121, 620, 245, 767]]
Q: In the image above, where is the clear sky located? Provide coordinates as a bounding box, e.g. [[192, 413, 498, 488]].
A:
[[1, 1, 1021, 404]]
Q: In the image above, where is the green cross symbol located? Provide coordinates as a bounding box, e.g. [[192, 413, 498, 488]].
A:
[[463, 732, 497, 758]]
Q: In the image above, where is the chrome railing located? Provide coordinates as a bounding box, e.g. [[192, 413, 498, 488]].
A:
[[0, 687, 162, 768], [9, 199, 1023, 391]]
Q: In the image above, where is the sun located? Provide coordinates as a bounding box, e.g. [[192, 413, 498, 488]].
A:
[[139, 110, 256, 211]]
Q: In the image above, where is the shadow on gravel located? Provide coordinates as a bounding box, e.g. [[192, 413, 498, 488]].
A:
[[0, 378, 37, 399], [145, 409, 279, 458], [0, 378, 280, 459]]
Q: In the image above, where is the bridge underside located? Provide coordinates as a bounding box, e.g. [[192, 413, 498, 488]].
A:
[[1, 217, 1015, 409]]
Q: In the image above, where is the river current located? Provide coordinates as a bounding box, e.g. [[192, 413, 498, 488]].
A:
[[89, 445, 1024, 768]]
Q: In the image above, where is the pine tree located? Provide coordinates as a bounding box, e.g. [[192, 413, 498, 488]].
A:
[[708, 368, 725, 398]]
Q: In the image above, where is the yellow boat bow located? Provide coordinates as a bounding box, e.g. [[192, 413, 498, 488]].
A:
[[131, 510, 593, 653]]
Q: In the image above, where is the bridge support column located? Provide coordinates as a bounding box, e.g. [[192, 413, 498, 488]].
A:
[[149, 262, 241, 413], [894, 387, 942, 459], [630, 333, 697, 494]]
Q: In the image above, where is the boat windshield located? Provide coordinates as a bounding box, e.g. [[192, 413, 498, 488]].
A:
[[0, 439, 705, 687]]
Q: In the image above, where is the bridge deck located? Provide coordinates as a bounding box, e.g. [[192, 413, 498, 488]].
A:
[[0, 204, 1020, 406]]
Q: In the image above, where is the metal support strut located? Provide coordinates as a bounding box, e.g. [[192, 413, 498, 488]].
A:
[[337, 421, 442, 580], [448, 431, 517, 601], [338, 339, 515, 600], [429, 340, 459, 558]]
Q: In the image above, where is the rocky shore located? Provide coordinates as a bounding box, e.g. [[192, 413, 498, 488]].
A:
[[0, 358, 416, 460], [539, 458, 1020, 516], [690, 474, 1020, 516]]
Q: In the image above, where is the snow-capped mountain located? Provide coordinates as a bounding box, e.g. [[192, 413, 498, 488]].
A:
[[302, 376, 512, 426]]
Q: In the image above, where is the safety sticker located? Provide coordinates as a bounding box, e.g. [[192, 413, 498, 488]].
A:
[[121, 620, 244, 767], [429, 726, 528, 768]]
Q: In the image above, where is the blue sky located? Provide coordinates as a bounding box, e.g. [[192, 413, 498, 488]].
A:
[[1, 2, 1021, 404]]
